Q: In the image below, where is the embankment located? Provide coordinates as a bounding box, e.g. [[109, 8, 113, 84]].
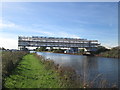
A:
[[2, 51, 28, 80], [3, 53, 81, 88]]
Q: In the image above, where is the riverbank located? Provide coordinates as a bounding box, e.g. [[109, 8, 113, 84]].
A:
[[38, 51, 119, 59], [96, 50, 119, 59], [2, 51, 28, 80], [95, 54, 118, 59], [3, 53, 81, 88], [3, 52, 118, 88]]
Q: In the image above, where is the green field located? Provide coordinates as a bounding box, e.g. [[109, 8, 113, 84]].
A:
[[4, 54, 66, 88]]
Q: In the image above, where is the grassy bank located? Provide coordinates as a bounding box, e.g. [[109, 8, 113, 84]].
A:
[[2, 51, 28, 80], [3, 53, 80, 88], [3, 53, 118, 88], [97, 46, 120, 58]]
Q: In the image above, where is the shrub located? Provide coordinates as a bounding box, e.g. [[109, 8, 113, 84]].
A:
[[2, 51, 28, 79]]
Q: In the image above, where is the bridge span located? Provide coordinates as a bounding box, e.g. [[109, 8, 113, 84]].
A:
[[18, 36, 100, 52]]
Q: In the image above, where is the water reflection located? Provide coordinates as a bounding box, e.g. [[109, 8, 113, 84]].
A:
[[37, 52, 118, 87]]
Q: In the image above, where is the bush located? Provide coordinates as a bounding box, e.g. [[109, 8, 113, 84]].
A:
[[36, 47, 46, 51], [2, 51, 28, 79], [99, 46, 120, 58], [34, 54, 80, 88], [53, 49, 64, 53], [93, 46, 110, 54]]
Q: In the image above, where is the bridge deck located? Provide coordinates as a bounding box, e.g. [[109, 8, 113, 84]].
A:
[[18, 36, 100, 48]]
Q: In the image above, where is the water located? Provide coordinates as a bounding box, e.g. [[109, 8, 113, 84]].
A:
[[37, 52, 119, 87]]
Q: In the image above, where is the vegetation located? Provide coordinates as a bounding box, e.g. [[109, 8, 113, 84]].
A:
[[79, 49, 84, 53], [52, 49, 64, 53], [0, 47, 6, 50], [36, 47, 65, 53], [3, 52, 118, 88], [3, 53, 81, 88], [49, 47, 53, 51], [93, 46, 110, 54], [98, 46, 120, 58], [2, 51, 28, 81], [35, 45, 119, 58], [36, 47, 47, 52]]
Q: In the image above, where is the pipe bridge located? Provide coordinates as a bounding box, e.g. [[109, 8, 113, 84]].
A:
[[18, 36, 100, 52]]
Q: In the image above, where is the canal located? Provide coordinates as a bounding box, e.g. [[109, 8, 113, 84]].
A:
[[37, 52, 119, 87]]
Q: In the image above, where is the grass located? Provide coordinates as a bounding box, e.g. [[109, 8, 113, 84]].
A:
[[2, 51, 28, 79], [3, 54, 70, 88], [98, 46, 120, 58], [3, 53, 117, 88]]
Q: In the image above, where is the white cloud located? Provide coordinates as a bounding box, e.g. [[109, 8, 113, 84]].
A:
[[0, 30, 80, 49], [0, 32, 18, 49], [0, 37, 18, 49], [0, 19, 18, 30], [0, 19, 81, 49], [0, 23, 16, 28], [1, 19, 117, 49], [0, 19, 80, 38]]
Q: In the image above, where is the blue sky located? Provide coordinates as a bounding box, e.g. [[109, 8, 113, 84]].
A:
[[0, 2, 118, 49]]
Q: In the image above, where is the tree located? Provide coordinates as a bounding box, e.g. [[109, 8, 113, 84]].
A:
[[49, 47, 53, 51], [94, 46, 109, 54], [37, 47, 46, 51], [0, 47, 6, 50], [78, 49, 84, 53]]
